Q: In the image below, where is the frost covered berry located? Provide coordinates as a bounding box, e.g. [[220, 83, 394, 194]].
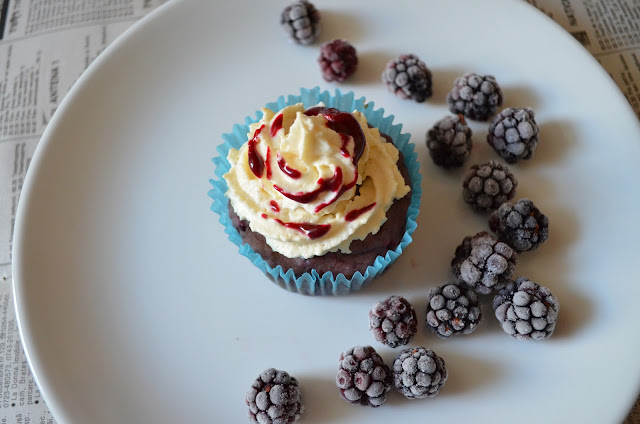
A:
[[426, 114, 472, 168], [493, 277, 559, 340], [462, 160, 517, 211], [489, 199, 549, 252], [488, 107, 539, 163], [447, 72, 503, 121], [280, 0, 320, 45], [382, 54, 433, 102], [246, 368, 303, 424], [426, 283, 482, 338], [336, 346, 391, 407], [393, 347, 447, 399], [451, 231, 518, 295], [369, 295, 417, 348], [318, 39, 358, 82]]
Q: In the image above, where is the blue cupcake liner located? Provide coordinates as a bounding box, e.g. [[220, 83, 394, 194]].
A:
[[208, 87, 422, 295]]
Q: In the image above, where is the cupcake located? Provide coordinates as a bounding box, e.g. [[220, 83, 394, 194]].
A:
[[209, 88, 421, 295]]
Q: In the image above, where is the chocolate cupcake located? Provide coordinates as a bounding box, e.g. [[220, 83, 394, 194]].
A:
[[209, 88, 421, 295]]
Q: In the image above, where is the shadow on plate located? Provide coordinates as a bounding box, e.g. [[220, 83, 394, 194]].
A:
[[428, 67, 469, 106], [548, 280, 593, 339], [521, 119, 577, 167], [535, 203, 580, 265], [349, 50, 394, 87], [529, 203, 592, 338], [316, 9, 367, 45], [435, 349, 504, 397], [501, 84, 542, 111], [299, 374, 359, 423]]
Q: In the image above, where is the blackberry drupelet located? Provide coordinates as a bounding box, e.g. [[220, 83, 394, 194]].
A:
[[246, 368, 303, 424], [489, 199, 549, 252], [493, 277, 559, 340], [382, 54, 433, 102], [280, 0, 320, 45], [451, 231, 518, 295], [393, 347, 447, 399], [488, 107, 539, 163], [447, 72, 503, 121], [426, 283, 482, 338], [426, 114, 472, 168], [318, 39, 358, 82], [336, 346, 391, 407], [462, 160, 517, 211], [369, 295, 417, 348]]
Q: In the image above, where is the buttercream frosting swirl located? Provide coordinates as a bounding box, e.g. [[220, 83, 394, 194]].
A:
[[224, 103, 410, 259]]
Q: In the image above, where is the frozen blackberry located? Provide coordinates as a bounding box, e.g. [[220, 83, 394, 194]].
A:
[[451, 231, 518, 295], [489, 199, 549, 252], [382, 54, 433, 102], [462, 160, 517, 211], [426, 115, 472, 168], [447, 72, 503, 121], [493, 277, 559, 340], [246, 368, 303, 424], [280, 1, 320, 45], [488, 107, 539, 163], [393, 347, 447, 399], [369, 295, 417, 348], [426, 283, 482, 338], [319, 39, 358, 82], [336, 346, 391, 407]]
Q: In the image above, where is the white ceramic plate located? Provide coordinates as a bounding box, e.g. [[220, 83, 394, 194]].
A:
[[12, 0, 640, 423]]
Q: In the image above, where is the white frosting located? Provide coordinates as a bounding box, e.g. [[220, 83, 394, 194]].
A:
[[224, 104, 410, 259]]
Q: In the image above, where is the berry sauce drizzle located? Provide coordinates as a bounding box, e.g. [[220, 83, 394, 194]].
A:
[[340, 134, 351, 158], [270, 113, 283, 137], [265, 147, 272, 180], [277, 154, 302, 179], [273, 167, 344, 211], [250, 107, 371, 239], [345, 202, 376, 222], [303, 107, 365, 166], [274, 219, 331, 240], [271, 107, 367, 213], [247, 125, 266, 178]]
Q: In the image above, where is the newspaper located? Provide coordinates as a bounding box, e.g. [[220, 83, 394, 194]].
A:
[[0, 0, 639, 423], [527, 0, 640, 119]]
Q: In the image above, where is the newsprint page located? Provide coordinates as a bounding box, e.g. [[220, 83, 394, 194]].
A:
[[0, 1, 639, 423]]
